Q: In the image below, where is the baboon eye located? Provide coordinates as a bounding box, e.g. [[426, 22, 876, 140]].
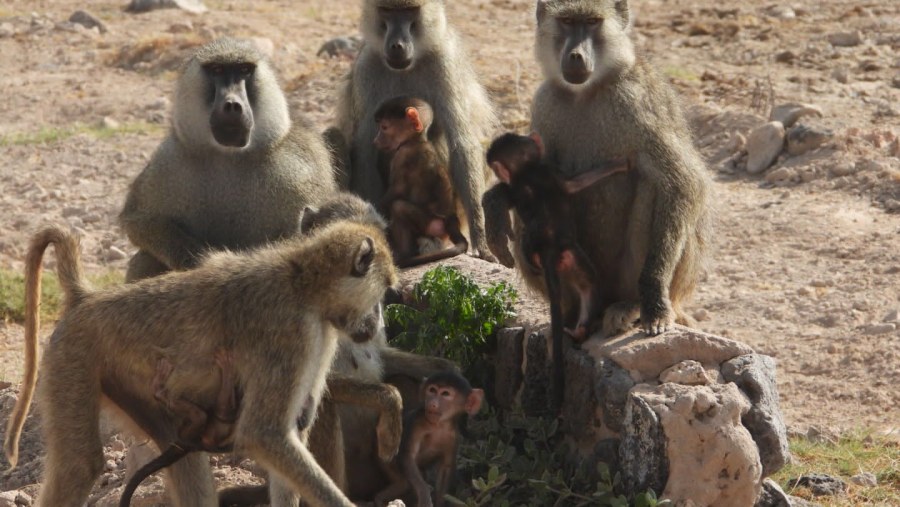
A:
[[209, 65, 223, 75], [237, 64, 254, 76], [559, 17, 573, 25], [586, 17, 603, 26]]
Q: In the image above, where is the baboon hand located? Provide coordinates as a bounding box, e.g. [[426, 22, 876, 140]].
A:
[[376, 385, 403, 462], [641, 298, 675, 336]]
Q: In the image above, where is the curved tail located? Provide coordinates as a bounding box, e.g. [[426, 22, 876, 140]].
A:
[[4, 226, 85, 469]]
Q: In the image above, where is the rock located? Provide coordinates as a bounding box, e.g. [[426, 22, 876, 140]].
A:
[[763, 5, 795, 19], [13, 491, 31, 506], [0, 492, 17, 507], [864, 323, 896, 335], [850, 472, 877, 487], [619, 391, 668, 495], [69, 10, 107, 33], [722, 354, 790, 477], [828, 31, 863, 47], [100, 117, 120, 130], [884, 309, 899, 323], [829, 161, 857, 177], [125, 0, 207, 14], [521, 331, 552, 417], [755, 478, 791, 507], [788, 496, 824, 507], [594, 358, 634, 433], [832, 67, 850, 84], [562, 349, 597, 441], [0, 22, 14, 38], [693, 308, 711, 322], [660, 360, 712, 385], [770, 103, 823, 129], [585, 325, 755, 381], [493, 327, 524, 410], [765, 167, 795, 183], [788, 473, 848, 496], [626, 383, 763, 505], [774, 51, 795, 63], [168, 21, 193, 33], [746, 122, 785, 174], [892, 74, 900, 89], [786, 124, 833, 156]]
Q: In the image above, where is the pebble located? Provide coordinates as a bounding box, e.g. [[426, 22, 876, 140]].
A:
[[110, 439, 127, 453], [764, 5, 796, 19], [168, 21, 194, 33], [61, 206, 85, 218], [786, 124, 833, 156], [832, 67, 850, 84], [828, 31, 863, 47], [829, 161, 857, 177], [69, 10, 107, 34], [850, 472, 877, 487], [746, 121, 785, 174], [0, 22, 14, 38], [770, 103, 823, 128], [775, 51, 795, 63], [104, 459, 117, 471], [884, 309, 899, 323], [693, 308, 710, 322], [765, 166, 795, 183], [81, 212, 102, 224], [864, 323, 896, 335], [100, 116, 120, 130], [788, 473, 848, 496], [892, 74, 900, 89], [817, 314, 840, 328]]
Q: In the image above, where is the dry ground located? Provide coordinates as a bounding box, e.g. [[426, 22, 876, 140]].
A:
[[0, 0, 898, 503]]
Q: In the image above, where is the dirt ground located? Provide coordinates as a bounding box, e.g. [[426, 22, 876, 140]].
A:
[[0, 0, 898, 502]]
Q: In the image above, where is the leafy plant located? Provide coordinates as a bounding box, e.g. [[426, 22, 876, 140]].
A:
[[386, 265, 517, 370]]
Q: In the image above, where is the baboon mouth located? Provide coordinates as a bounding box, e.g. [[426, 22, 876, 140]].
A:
[[385, 57, 413, 71], [212, 127, 251, 148], [562, 69, 592, 85]]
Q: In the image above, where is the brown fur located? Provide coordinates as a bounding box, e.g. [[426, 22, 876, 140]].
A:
[[4, 223, 397, 507]]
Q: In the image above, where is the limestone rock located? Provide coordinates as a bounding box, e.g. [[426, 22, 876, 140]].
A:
[[722, 354, 790, 477], [0, 492, 17, 507], [594, 358, 634, 433], [786, 124, 833, 156], [755, 478, 790, 507], [770, 103, 823, 128], [631, 383, 763, 506], [584, 325, 755, 381], [746, 122, 786, 174], [659, 359, 712, 385], [493, 327, 524, 410]]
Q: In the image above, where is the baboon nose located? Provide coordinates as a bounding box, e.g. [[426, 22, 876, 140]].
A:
[[224, 100, 243, 115], [569, 52, 584, 62]]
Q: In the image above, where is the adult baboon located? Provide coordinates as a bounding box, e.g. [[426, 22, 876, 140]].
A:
[[4, 223, 398, 507], [484, 0, 710, 337], [120, 37, 336, 283], [330, 0, 497, 261]]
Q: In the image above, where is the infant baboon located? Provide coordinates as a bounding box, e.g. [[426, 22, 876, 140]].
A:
[[4, 223, 397, 507], [374, 96, 468, 267]]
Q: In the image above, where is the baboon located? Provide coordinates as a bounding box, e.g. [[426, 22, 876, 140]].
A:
[[484, 0, 710, 337], [4, 223, 398, 507], [485, 132, 629, 408], [374, 96, 468, 267], [120, 37, 336, 283], [219, 193, 458, 505], [330, 0, 497, 262], [374, 372, 483, 507]]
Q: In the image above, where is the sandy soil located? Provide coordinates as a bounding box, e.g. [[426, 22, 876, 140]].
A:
[[0, 0, 898, 502]]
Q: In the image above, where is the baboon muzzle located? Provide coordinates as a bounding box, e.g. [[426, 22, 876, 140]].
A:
[[561, 33, 594, 85], [210, 85, 254, 148]]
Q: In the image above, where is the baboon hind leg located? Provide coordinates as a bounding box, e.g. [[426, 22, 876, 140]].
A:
[[161, 450, 218, 507]]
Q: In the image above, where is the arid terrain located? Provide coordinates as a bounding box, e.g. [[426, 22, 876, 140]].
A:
[[0, 0, 898, 503]]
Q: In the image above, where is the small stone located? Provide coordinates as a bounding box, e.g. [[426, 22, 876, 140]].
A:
[[746, 122, 786, 174], [851, 472, 877, 487], [775, 51, 795, 63], [168, 21, 193, 34], [105, 459, 117, 471], [114, 151, 127, 163], [693, 308, 710, 322], [828, 31, 863, 47], [786, 124, 833, 156], [0, 492, 16, 507], [14, 491, 31, 506], [660, 360, 711, 385], [816, 314, 840, 328], [100, 117, 120, 130], [82, 212, 102, 224], [69, 10, 107, 33], [892, 74, 900, 89], [832, 67, 850, 84], [764, 5, 795, 19], [61, 206, 85, 218], [147, 97, 170, 111], [765, 167, 795, 183], [884, 309, 899, 323], [688, 23, 712, 36], [797, 287, 812, 296], [0, 22, 14, 38], [789, 473, 847, 496], [111, 439, 127, 453], [864, 323, 896, 335], [829, 161, 857, 177], [770, 103, 823, 128], [106, 246, 128, 261]]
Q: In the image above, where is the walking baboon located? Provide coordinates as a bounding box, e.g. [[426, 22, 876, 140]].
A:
[[120, 37, 336, 283], [4, 223, 398, 507], [485, 0, 710, 337], [219, 193, 458, 505], [374, 96, 469, 267], [330, 0, 497, 262]]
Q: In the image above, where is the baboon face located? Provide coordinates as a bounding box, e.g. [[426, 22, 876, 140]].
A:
[[536, 0, 635, 87], [203, 62, 256, 148], [376, 7, 421, 70]]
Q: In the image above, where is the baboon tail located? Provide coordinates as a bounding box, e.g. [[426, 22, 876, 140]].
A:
[[3, 226, 85, 469]]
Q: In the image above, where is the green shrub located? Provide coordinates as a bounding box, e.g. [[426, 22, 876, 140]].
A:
[[385, 265, 517, 371]]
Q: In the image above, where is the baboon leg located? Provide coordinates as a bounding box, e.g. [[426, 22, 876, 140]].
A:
[[125, 250, 170, 283], [328, 377, 402, 462], [308, 398, 347, 491], [161, 450, 217, 507], [36, 363, 104, 507]]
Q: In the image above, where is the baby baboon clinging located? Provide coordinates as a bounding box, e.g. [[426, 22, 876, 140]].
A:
[[374, 372, 483, 507], [485, 0, 710, 337], [485, 132, 629, 408], [330, 0, 497, 262], [120, 37, 336, 283], [374, 96, 469, 267], [3, 223, 398, 507]]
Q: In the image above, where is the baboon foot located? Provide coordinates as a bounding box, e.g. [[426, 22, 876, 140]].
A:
[[601, 301, 641, 338]]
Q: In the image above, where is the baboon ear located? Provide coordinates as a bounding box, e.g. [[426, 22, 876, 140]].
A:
[[536, 0, 549, 22], [352, 237, 376, 277], [406, 107, 424, 133], [528, 131, 545, 157], [615, 0, 631, 30], [490, 161, 511, 184], [465, 388, 484, 415], [299, 205, 318, 233]]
